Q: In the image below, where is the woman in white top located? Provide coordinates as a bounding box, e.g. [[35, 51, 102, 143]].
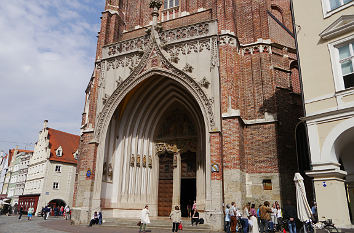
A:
[[270, 203, 278, 231], [140, 205, 150, 232], [241, 203, 250, 233], [275, 203, 282, 231], [249, 203, 259, 233]]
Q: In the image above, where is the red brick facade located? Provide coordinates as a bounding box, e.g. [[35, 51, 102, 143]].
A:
[[73, 0, 303, 216]]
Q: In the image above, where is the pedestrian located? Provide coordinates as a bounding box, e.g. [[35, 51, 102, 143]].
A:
[[249, 204, 259, 233], [170, 206, 182, 232], [230, 202, 237, 233], [54, 206, 59, 216], [27, 205, 34, 221], [99, 211, 103, 225], [257, 204, 262, 231], [65, 206, 71, 220], [225, 204, 231, 233], [187, 200, 192, 218], [270, 203, 277, 232], [18, 207, 23, 220], [259, 201, 272, 233], [275, 203, 282, 231], [60, 206, 64, 216], [43, 206, 47, 220], [241, 203, 250, 233], [311, 202, 318, 223], [283, 201, 297, 233], [89, 211, 99, 227], [192, 200, 196, 211], [45, 206, 51, 220], [140, 205, 150, 232], [191, 208, 200, 226]]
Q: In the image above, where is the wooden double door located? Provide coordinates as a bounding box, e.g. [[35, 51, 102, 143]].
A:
[[158, 151, 197, 216], [158, 153, 173, 216]]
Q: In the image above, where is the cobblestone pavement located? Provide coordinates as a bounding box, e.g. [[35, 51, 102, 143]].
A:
[[0, 215, 223, 233], [0, 216, 351, 233]]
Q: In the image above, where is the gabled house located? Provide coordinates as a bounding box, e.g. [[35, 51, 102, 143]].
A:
[[21, 120, 80, 214]]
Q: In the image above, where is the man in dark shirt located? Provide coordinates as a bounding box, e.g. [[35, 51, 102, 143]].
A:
[[283, 201, 297, 233]]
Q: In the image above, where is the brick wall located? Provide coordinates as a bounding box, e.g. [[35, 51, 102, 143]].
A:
[[73, 0, 304, 209]]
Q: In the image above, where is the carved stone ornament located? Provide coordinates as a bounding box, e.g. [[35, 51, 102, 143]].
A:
[[159, 23, 210, 44], [116, 76, 122, 88], [143, 155, 147, 168], [149, 0, 162, 9], [130, 154, 135, 167], [107, 163, 113, 180], [182, 63, 194, 73], [156, 143, 179, 153], [148, 155, 152, 168], [199, 77, 210, 88], [136, 154, 141, 167]]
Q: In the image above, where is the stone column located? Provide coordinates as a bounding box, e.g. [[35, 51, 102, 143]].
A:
[[347, 181, 354, 224], [172, 152, 181, 208], [307, 169, 351, 227]]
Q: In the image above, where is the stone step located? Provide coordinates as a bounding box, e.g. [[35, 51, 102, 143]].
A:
[[103, 218, 212, 232]]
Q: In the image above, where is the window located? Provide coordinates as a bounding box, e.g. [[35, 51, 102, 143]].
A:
[[330, 37, 354, 91], [263, 179, 272, 190], [56, 146, 63, 157], [53, 182, 59, 189], [164, 0, 179, 9], [55, 165, 61, 172], [328, 0, 352, 11], [322, 0, 353, 16], [73, 150, 79, 160], [338, 42, 354, 89]]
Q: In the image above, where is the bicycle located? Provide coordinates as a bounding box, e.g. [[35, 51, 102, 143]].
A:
[[299, 219, 338, 233], [319, 219, 338, 233]]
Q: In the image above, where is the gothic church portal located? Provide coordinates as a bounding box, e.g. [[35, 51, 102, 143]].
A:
[[73, 0, 303, 230]]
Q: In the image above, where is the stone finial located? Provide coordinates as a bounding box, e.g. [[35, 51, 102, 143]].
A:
[[149, 0, 162, 10], [150, 0, 162, 27], [43, 120, 48, 129]]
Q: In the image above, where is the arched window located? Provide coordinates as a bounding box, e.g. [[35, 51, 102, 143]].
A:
[[290, 61, 301, 94], [271, 5, 284, 24]]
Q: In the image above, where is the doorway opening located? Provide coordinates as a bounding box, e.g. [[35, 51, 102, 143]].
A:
[[180, 151, 196, 217], [181, 178, 196, 217]]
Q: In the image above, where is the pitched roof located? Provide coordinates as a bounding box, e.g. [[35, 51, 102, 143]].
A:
[[47, 128, 80, 165], [8, 149, 33, 166]]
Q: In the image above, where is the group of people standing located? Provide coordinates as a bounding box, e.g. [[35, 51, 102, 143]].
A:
[[137, 200, 203, 233], [41, 205, 71, 220], [225, 200, 298, 233]]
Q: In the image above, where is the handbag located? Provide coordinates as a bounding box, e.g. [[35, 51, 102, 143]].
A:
[[137, 221, 141, 226], [178, 222, 183, 230]]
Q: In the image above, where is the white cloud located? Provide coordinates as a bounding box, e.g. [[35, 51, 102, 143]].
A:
[[0, 0, 105, 151]]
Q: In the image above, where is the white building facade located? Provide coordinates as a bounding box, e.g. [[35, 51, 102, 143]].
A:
[[21, 121, 79, 214], [0, 152, 8, 195], [293, 0, 354, 227], [7, 151, 33, 205]]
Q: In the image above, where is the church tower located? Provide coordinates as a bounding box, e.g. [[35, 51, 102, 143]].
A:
[[72, 0, 303, 230]]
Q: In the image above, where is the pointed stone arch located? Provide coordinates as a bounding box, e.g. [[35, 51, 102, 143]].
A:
[[94, 39, 216, 145]]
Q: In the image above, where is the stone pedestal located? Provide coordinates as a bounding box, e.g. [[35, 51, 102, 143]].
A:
[[307, 169, 351, 227]]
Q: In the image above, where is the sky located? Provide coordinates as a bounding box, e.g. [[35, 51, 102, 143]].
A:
[[0, 0, 105, 152]]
